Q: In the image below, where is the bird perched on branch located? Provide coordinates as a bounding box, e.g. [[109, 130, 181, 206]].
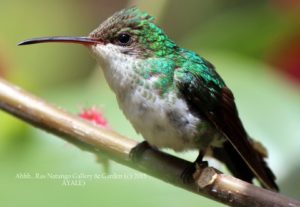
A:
[[19, 7, 279, 191]]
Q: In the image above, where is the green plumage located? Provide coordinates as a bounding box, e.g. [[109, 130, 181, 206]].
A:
[[92, 7, 226, 96], [19, 7, 278, 191], [21, 5, 278, 190], [92, 7, 278, 190]]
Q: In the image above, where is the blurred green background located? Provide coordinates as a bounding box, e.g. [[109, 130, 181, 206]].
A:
[[1, 0, 300, 206]]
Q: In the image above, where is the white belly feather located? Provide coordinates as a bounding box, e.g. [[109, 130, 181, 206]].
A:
[[119, 85, 201, 151], [91, 44, 218, 151]]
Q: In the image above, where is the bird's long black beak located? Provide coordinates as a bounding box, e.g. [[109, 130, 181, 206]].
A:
[[18, 36, 101, 46]]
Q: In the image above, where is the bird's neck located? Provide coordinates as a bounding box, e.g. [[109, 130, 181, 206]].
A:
[[91, 44, 177, 98]]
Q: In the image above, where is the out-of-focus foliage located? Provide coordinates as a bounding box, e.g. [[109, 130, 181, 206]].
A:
[[0, 0, 300, 206]]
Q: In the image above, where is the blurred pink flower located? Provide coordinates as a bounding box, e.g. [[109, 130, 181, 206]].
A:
[[79, 107, 110, 129], [78, 107, 111, 171]]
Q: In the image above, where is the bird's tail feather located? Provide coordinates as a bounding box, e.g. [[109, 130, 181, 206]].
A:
[[211, 139, 278, 191]]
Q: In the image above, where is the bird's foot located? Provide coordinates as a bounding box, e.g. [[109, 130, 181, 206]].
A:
[[129, 141, 151, 162], [181, 160, 208, 184]]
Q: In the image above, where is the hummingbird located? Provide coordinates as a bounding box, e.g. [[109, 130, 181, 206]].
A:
[[19, 7, 278, 191]]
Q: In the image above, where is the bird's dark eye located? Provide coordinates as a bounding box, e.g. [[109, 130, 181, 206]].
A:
[[117, 33, 132, 46]]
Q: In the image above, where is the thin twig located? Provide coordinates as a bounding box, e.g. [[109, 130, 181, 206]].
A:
[[0, 78, 298, 207]]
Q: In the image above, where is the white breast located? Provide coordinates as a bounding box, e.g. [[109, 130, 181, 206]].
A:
[[90, 44, 206, 151], [122, 87, 203, 151]]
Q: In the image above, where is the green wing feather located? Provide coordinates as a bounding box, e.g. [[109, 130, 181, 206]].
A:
[[174, 53, 278, 191]]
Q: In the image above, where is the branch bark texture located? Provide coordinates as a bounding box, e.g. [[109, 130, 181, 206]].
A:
[[0, 78, 299, 207]]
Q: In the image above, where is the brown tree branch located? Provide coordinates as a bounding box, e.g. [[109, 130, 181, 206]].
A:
[[0, 77, 298, 207]]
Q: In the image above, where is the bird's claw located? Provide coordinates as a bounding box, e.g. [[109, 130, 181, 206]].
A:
[[181, 161, 208, 184]]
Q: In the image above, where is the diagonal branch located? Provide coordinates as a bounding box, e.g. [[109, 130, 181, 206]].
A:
[[0, 78, 298, 207]]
